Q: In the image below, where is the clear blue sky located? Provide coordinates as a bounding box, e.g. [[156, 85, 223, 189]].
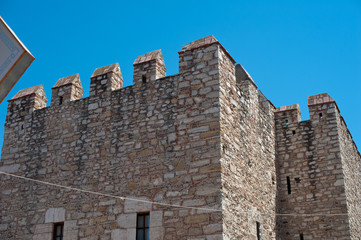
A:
[[1, 0, 360, 153]]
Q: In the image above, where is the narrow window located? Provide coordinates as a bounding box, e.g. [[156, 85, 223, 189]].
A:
[[136, 212, 149, 240], [53, 222, 64, 240], [287, 176, 291, 194], [59, 96, 63, 105], [292, 130, 296, 135], [285, 119, 289, 126], [300, 233, 304, 240], [222, 145, 227, 153], [256, 221, 261, 240], [319, 113, 323, 119], [142, 75, 147, 84]]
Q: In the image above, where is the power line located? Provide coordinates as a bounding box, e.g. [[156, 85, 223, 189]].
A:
[[0, 171, 221, 212], [0, 171, 352, 216]]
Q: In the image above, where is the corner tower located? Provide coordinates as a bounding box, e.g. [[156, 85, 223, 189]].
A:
[[275, 93, 361, 239]]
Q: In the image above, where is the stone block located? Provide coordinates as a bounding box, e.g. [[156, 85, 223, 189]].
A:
[[150, 211, 163, 227], [34, 223, 52, 234], [111, 228, 136, 240], [63, 230, 78, 240], [45, 208, 65, 223], [150, 226, 164, 240], [117, 213, 136, 228], [124, 199, 152, 213], [32, 233, 52, 240]]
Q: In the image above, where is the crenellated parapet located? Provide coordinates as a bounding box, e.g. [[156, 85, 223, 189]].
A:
[[6, 35, 264, 118], [307, 92, 339, 122], [274, 93, 340, 126], [51, 73, 83, 106], [7, 85, 47, 118], [274, 92, 361, 239], [274, 104, 301, 128], [89, 63, 123, 96], [178, 35, 235, 75], [133, 50, 166, 88]]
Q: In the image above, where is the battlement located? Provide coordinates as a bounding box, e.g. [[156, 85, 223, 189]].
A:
[[7, 85, 47, 117], [133, 49, 166, 88], [6, 35, 241, 116], [274, 92, 359, 156], [51, 74, 83, 106], [275, 93, 341, 123]]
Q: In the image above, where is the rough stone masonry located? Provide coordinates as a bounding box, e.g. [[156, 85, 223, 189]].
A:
[[0, 35, 360, 240]]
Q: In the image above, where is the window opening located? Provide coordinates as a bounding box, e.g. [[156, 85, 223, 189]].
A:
[[248, 160, 253, 167], [256, 221, 261, 240], [136, 212, 149, 240], [300, 233, 304, 240], [142, 75, 147, 84], [287, 176, 291, 194], [222, 144, 228, 153], [59, 96, 63, 105], [292, 130, 296, 135], [319, 113, 323, 119], [53, 222, 64, 240], [285, 119, 289, 126]]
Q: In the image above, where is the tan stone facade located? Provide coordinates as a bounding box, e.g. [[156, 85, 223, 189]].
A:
[[0, 36, 360, 239]]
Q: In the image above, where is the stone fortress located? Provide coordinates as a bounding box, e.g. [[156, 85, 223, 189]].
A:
[[0, 35, 360, 240]]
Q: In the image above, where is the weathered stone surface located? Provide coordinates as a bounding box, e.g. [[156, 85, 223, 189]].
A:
[[275, 93, 361, 239], [0, 36, 360, 240], [117, 213, 136, 228], [45, 208, 65, 223], [51, 73, 83, 106]]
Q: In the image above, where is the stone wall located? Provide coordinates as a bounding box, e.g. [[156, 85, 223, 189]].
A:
[[51, 74, 83, 106], [0, 37, 225, 240], [336, 110, 361, 239], [0, 35, 360, 240], [219, 59, 276, 239], [274, 93, 360, 239]]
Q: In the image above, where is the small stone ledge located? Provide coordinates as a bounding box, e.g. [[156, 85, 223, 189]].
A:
[[51, 74, 83, 106], [91, 63, 120, 79], [275, 104, 301, 123], [52, 74, 81, 89], [179, 35, 218, 52], [308, 92, 340, 113], [179, 35, 236, 64], [8, 85, 46, 102], [307, 93, 335, 106], [154, 73, 180, 82], [275, 104, 300, 113], [133, 49, 163, 65]]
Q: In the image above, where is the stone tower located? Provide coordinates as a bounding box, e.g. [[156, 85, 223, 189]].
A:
[[274, 93, 361, 239], [0, 36, 360, 240]]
